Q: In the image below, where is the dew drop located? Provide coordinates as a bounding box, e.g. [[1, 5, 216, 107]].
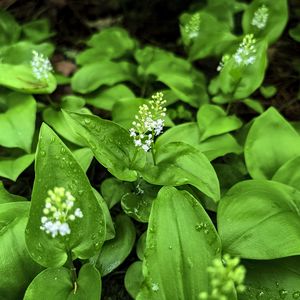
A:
[[204, 229, 209, 234], [168, 245, 172, 250], [195, 224, 202, 231], [50, 137, 55, 143], [78, 190, 84, 196], [293, 291, 300, 299], [91, 233, 97, 240], [279, 289, 288, 299], [40, 150, 46, 156], [54, 277, 58, 280], [60, 147, 66, 154], [256, 291, 264, 298], [151, 283, 159, 292], [84, 118, 91, 125], [275, 282, 279, 287]]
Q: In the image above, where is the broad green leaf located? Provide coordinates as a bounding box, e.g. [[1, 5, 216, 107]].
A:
[[272, 156, 300, 190], [125, 261, 143, 299], [137, 186, 221, 300], [100, 178, 132, 209], [180, 11, 237, 60], [218, 180, 300, 259], [0, 182, 25, 204], [23, 264, 101, 300], [242, 98, 264, 113], [245, 107, 300, 179], [289, 24, 300, 42], [219, 39, 268, 100], [136, 232, 146, 260], [71, 61, 137, 94], [22, 19, 54, 43], [43, 108, 87, 146], [0, 92, 36, 152], [135, 46, 208, 107], [94, 214, 136, 276], [197, 134, 243, 161], [121, 180, 160, 222], [0, 41, 54, 65], [0, 10, 21, 45], [65, 112, 146, 181], [85, 84, 135, 111], [240, 257, 300, 300], [197, 104, 242, 141], [25, 123, 106, 267], [0, 153, 34, 181], [0, 202, 43, 300], [0, 63, 56, 94], [141, 142, 220, 201], [72, 148, 94, 173], [242, 0, 288, 45]]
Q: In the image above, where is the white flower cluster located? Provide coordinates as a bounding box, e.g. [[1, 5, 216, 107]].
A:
[[217, 54, 230, 72], [199, 254, 246, 300], [233, 34, 256, 66], [251, 5, 269, 29], [31, 50, 53, 80], [40, 187, 83, 238], [129, 92, 166, 152], [185, 12, 201, 39]]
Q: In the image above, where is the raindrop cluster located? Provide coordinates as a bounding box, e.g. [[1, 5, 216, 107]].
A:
[[251, 5, 269, 30], [31, 50, 53, 80], [233, 34, 257, 66], [40, 187, 83, 238], [199, 254, 246, 300], [129, 92, 166, 152], [185, 12, 201, 39]]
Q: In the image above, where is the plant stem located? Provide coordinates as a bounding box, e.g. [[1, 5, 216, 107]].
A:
[[67, 250, 78, 294], [151, 146, 156, 166]]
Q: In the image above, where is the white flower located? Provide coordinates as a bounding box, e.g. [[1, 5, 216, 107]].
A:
[[40, 187, 83, 238], [251, 5, 269, 29], [129, 92, 166, 152], [31, 50, 53, 81], [233, 34, 256, 66], [185, 12, 201, 39]]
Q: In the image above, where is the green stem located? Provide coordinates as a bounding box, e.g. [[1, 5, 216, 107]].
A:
[[67, 250, 78, 294], [151, 146, 156, 166]]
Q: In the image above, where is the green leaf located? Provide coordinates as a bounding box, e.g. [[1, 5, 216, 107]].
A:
[[259, 85, 277, 98], [23, 264, 101, 300], [245, 107, 300, 179], [22, 19, 54, 43], [0, 153, 35, 181], [180, 11, 237, 60], [135, 46, 208, 107], [0, 91, 36, 152], [65, 111, 146, 181], [100, 178, 132, 209], [242, 0, 288, 45], [94, 214, 136, 276], [85, 84, 135, 111], [197, 104, 242, 141], [240, 257, 300, 300], [72, 148, 94, 173], [0, 41, 54, 65], [121, 180, 160, 222], [136, 232, 146, 260], [242, 98, 264, 113], [141, 142, 220, 201], [125, 261, 143, 299], [272, 156, 300, 190], [218, 180, 300, 259], [25, 123, 106, 267], [0, 10, 21, 45], [289, 24, 300, 42], [219, 39, 268, 100], [71, 61, 137, 94], [0, 63, 56, 94], [137, 187, 221, 300], [0, 182, 26, 204], [197, 134, 243, 161], [0, 202, 43, 300]]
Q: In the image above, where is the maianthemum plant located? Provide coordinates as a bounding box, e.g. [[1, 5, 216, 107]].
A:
[[1, 0, 300, 299]]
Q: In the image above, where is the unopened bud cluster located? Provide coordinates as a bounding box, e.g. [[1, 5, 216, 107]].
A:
[[40, 187, 83, 238], [185, 12, 201, 39], [199, 254, 246, 300], [233, 34, 256, 66], [129, 92, 166, 152], [217, 54, 230, 72], [31, 50, 53, 80], [251, 5, 269, 29]]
